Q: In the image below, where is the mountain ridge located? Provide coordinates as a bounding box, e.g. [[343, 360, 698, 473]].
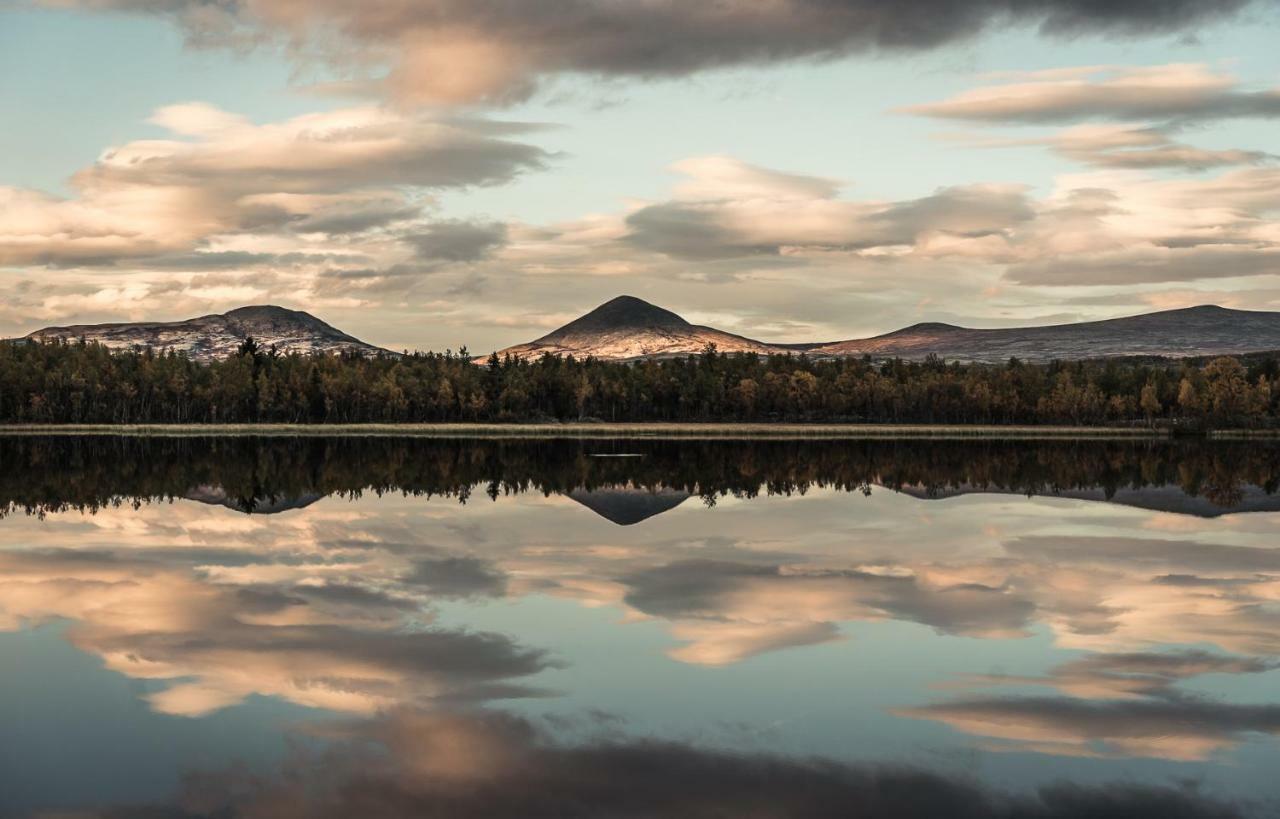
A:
[[17, 297, 1280, 364], [492, 297, 1280, 363], [25, 304, 389, 363]]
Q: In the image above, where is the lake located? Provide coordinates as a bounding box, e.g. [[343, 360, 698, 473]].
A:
[[2, 435, 1279, 818]]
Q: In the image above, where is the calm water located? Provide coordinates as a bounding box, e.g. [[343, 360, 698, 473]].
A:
[[3, 436, 1280, 818]]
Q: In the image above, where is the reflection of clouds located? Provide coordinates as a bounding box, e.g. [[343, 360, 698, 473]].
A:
[[403, 554, 508, 598], [0, 548, 550, 716], [905, 650, 1280, 760], [621, 559, 1034, 664], [958, 650, 1277, 700], [902, 694, 1280, 762], [5, 487, 1280, 761], [1000, 536, 1280, 657], [92, 708, 1252, 819]]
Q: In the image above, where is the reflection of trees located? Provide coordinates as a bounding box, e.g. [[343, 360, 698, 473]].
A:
[[1, 436, 1277, 518]]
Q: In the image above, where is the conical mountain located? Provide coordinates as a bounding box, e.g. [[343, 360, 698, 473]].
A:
[[492, 295, 788, 360]]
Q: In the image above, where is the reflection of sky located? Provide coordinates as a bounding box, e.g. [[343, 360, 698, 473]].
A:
[[3, 482, 1280, 813]]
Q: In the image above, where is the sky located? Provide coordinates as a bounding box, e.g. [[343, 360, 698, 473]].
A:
[[1, 0, 1279, 353]]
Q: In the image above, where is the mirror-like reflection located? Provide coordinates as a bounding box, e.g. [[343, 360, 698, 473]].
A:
[[2, 435, 1279, 817], [3, 435, 1279, 518]]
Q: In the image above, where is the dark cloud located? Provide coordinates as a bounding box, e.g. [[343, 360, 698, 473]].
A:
[[403, 555, 509, 598], [623, 182, 1034, 260], [90, 708, 1256, 818], [871, 185, 1036, 237], [407, 221, 510, 262], [289, 203, 422, 235], [624, 203, 782, 260], [51, 1, 1262, 104]]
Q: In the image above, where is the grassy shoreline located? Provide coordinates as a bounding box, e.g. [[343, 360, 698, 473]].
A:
[[0, 422, 1213, 439]]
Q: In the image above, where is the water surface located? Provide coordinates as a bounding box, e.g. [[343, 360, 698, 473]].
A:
[[2, 436, 1279, 818]]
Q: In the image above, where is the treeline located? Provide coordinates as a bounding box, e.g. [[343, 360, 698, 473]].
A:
[[2, 436, 1276, 518], [2, 337, 1278, 426]]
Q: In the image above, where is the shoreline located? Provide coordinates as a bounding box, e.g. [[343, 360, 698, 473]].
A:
[[0, 422, 1236, 439]]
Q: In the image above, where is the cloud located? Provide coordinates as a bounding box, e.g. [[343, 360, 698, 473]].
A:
[[622, 157, 1034, 260], [45, 1, 1262, 105], [1044, 125, 1273, 170], [407, 220, 509, 262], [0, 104, 547, 268], [609, 156, 1280, 287], [1006, 246, 1280, 285], [963, 124, 1274, 171], [905, 64, 1280, 125], [96, 707, 1253, 819]]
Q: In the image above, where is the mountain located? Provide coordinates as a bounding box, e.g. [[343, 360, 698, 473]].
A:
[[25, 305, 388, 362], [813, 305, 1280, 362], [492, 295, 791, 360], [493, 298, 1280, 362]]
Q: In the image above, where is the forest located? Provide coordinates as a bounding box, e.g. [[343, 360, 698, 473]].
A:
[[0, 337, 1277, 427]]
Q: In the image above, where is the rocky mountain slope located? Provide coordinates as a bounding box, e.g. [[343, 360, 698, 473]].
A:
[[26, 305, 388, 363], [494, 298, 1280, 363]]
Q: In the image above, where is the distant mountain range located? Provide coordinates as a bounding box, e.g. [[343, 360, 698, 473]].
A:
[[25, 305, 388, 363], [495, 296, 1280, 363], [19, 296, 1280, 364]]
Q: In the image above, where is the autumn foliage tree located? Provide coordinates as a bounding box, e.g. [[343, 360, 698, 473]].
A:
[[1, 338, 1278, 428]]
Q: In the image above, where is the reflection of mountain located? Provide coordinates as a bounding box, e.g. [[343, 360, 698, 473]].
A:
[[4, 436, 1280, 521], [567, 485, 691, 525], [895, 483, 1280, 518], [184, 485, 325, 514]]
